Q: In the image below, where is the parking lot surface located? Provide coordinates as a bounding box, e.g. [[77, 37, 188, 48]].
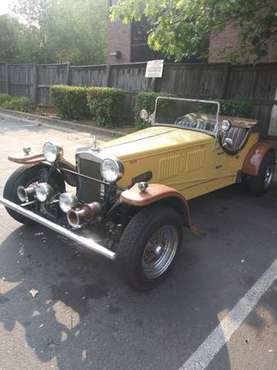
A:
[[0, 112, 277, 370]]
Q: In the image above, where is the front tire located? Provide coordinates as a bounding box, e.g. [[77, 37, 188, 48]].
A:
[[245, 152, 275, 195], [116, 205, 183, 290]]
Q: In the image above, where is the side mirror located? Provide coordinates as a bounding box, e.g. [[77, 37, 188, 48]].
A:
[[139, 109, 150, 122], [220, 119, 231, 132], [139, 109, 154, 124]]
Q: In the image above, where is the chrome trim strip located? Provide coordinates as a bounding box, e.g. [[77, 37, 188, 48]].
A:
[[0, 196, 116, 261]]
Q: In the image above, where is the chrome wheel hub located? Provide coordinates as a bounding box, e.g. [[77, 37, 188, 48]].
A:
[[142, 225, 179, 279], [264, 165, 273, 189]]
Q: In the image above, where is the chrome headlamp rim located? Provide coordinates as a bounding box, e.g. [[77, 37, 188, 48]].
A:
[[59, 192, 78, 213], [35, 182, 53, 203], [100, 157, 124, 183], [43, 142, 63, 163]]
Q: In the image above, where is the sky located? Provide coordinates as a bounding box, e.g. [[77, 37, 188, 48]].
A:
[[0, 0, 12, 15]]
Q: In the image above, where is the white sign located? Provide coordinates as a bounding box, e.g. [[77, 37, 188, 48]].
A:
[[145, 59, 164, 78]]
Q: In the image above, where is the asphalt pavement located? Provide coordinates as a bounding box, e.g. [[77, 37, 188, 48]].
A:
[[0, 112, 277, 370]]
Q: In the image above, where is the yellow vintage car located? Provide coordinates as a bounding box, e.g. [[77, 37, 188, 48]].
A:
[[0, 97, 275, 290]]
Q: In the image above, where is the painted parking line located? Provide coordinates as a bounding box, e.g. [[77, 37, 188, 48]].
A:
[[179, 258, 277, 370]]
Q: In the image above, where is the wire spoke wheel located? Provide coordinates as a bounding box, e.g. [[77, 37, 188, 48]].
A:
[[264, 164, 273, 190], [142, 225, 179, 279]]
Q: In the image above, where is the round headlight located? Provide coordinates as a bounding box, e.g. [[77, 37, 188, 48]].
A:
[[100, 158, 123, 183], [139, 109, 149, 121], [43, 142, 63, 163], [59, 193, 78, 213], [35, 183, 53, 202], [221, 120, 231, 132]]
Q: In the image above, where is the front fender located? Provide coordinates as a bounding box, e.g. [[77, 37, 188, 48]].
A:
[[8, 153, 76, 186], [120, 183, 192, 228], [242, 142, 275, 176]]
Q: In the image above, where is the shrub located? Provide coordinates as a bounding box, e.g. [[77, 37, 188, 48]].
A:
[[219, 99, 253, 118], [0, 94, 32, 112], [0, 94, 12, 105], [51, 85, 90, 120], [135, 91, 161, 117], [87, 87, 126, 127]]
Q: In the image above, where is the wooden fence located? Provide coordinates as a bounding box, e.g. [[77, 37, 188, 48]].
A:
[[0, 61, 277, 138]]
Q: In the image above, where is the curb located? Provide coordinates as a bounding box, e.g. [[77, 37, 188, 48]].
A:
[[0, 108, 125, 138]]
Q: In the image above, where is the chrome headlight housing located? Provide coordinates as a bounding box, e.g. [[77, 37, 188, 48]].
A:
[[100, 158, 124, 183], [43, 142, 63, 163], [59, 193, 78, 213], [35, 183, 53, 202]]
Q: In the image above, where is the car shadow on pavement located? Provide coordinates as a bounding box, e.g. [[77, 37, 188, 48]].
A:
[[0, 184, 277, 369]]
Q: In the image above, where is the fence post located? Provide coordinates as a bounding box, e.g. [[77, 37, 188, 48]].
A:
[[31, 63, 38, 104], [66, 62, 71, 85], [5, 63, 9, 94], [105, 64, 111, 87]]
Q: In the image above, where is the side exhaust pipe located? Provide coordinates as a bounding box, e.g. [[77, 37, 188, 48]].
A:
[[0, 196, 115, 260], [67, 202, 101, 228]]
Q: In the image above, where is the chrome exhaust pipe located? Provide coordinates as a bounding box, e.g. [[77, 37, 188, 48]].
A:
[[0, 196, 115, 260], [17, 184, 36, 203], [67, 202, 101, 228]]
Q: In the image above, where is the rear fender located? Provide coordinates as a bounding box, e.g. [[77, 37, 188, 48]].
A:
[[242, 143, 275, 176], [120, 183, 192, 229]]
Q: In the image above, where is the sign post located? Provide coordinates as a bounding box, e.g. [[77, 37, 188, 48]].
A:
[[145, 60, 164, 92]]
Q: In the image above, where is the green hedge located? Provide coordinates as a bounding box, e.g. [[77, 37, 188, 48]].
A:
[[135, 91, 161, 117], [87, 87, 126, 127], [0, 94, 32, 112], [51, 85, 90, 120], [0, 94, 12, 105], [219, 99, 253, 118]]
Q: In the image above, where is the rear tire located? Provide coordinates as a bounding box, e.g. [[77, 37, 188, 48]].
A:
[[245, 152, 275, 195], [116, 205, 183, 290], [3, 164, 65, 225]]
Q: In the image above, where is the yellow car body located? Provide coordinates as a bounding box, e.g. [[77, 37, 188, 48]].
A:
[[102, 124, 259, 200], [2, 97, 276, 289]]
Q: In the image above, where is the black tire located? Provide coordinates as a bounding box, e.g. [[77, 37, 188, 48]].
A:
[[246, 152, 275, 195], [3, 164, 65, 225], [116, 205, 183, 290]]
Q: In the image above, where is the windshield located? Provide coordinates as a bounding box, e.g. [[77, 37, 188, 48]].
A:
[[153, 97, 220, 135]]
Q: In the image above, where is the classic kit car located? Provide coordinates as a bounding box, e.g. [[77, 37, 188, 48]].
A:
[[0, 97, 275, 290]]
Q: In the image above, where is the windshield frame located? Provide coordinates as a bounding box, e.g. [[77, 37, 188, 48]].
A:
[[152, 97, 221, 136]]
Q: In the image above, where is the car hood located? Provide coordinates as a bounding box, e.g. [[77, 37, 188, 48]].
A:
[[100, 126, 213, 161]]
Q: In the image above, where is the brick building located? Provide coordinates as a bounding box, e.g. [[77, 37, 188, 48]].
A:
[[209, 22, 277, 64], [107, 1, 161, 64], [108, 1, 277, 65]]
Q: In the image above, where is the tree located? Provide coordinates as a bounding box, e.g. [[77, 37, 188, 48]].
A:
[[110, 0, 277, 62], [44, 0, 107, 64], [9, 0, 107, 64], [0, 15, 23, 62]]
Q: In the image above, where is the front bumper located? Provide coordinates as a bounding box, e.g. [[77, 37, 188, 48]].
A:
[[0, 196, 116, 261]]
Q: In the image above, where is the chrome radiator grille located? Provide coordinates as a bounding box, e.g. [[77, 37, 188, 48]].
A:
[[76, 157, 102, 203]]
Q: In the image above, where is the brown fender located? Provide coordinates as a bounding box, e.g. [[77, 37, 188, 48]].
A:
[[57, 159, 77, 187], [8, 153, 45, 165], [8, 153, 77, 186], [242, 142, 274, 176], [120, 183, 193, 228]]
